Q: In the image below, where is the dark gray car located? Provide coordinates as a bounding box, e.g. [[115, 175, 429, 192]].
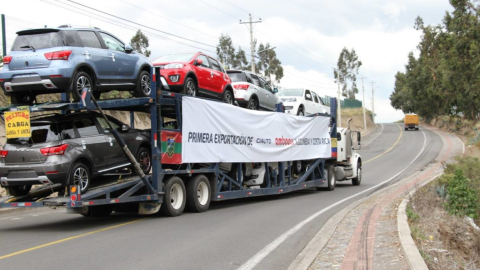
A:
[[0, 112, 151, 195]]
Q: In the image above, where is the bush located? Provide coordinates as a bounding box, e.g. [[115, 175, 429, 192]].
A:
[[445, 169, 479, 219]]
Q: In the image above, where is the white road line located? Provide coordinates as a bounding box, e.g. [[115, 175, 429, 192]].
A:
[[363, 123, 384, 147], [237, 129, 428, 270]]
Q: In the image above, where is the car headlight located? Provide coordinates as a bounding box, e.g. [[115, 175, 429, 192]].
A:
[[282, 98, 297, 102], [164, 63, 184, 69]]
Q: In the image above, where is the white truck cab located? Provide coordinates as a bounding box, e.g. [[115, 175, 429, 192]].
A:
[[331, 119, 362, 187]]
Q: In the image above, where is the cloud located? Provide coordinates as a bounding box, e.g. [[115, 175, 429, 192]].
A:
[[382, 2, 407, 19]]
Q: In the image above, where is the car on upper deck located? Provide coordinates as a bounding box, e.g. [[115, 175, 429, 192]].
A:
[[0, 26, 152, 104], [152, 52, 235, 104], [277, 88, 329, 116]]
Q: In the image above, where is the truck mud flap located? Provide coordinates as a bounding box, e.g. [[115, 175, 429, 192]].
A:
[[138, 202, 161, 215]]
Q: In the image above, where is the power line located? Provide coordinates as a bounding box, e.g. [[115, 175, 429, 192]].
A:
[[217, 0, 250, 14], [65, 0, 217, 48], [197, 0, 241, 20]]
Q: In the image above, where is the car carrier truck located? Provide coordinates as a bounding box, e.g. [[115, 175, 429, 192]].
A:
[[0, 67, 362, 217]]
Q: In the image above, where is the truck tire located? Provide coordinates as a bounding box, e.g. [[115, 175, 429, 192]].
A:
[[317, 164, 335, 191], [6, 185, 32, 196], [186, 174, 211, 212], [160, 176, 186, 217], [352, 163, 362, 186]]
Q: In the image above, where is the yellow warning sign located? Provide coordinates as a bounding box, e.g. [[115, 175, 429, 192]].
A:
[[5, 108, 31, 139]]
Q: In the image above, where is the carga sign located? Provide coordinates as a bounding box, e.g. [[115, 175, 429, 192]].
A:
[[5, 107, 31, 139]]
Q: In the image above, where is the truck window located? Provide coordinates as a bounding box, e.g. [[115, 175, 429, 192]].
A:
[[337, 132, 341, 141]]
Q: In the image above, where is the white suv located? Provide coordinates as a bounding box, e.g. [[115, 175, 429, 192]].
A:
[[227, 70, 280, 111], [277, 88, 329, 116]]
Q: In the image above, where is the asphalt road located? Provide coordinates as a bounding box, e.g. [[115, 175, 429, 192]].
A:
[[0, 124, 444, 270]]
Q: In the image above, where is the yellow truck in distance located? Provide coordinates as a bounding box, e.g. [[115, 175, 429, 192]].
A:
[[404, 114, 419, 131]]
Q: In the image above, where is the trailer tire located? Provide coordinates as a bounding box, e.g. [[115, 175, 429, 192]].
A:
[[160, 176, 186, 217], [317, 164, 335, 191], [186, 174, 211, 212], [81, 205, 114, 217], [6, 185, 32, 196], [352, 163, 362, 186]]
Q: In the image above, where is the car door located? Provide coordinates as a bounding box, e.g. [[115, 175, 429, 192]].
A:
[[260, 78, 276, 111], [208, 57, 227, 95], [73, 117, 111, 172], [249, 74, 268, 108], [98, 32, 137, 83], [193, 54, 212, 92], [95, 116, 130, 169], [76, 30, 112, 84], [311, 91, 320, 113], [304, 89, 315, 114]]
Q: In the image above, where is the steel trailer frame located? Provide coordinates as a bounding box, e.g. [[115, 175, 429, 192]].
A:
[[0, 66, 338, 213]]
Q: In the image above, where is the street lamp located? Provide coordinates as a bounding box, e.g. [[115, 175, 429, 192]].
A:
[[257, 47, 276, 86]]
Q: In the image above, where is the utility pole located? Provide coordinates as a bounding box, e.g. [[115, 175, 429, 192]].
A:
[[1, 14, 6, 57], [371, 81, 376, 124], [360, 75, 367, 131], [336, 70, 342, 127], [240, 14, 261, 73]]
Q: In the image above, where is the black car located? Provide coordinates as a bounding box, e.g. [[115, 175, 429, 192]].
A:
[[0, 112, 151, 195]]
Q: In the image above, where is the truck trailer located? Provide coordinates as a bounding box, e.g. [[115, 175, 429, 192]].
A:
[[0, 67, 362, 217]]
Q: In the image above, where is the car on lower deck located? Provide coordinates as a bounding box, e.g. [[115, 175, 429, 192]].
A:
[[227, 70, 280, 111], [0, 26, 152, 104], [152, 52, 235, 104], [0, 112, 151, 196], [277, 88, 329, 116]]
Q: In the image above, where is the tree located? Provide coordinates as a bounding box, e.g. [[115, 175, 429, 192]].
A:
[[333, 47, 362, 99], [233, 46, 248, 70], [130, 30, 151, 57], [256, 43, 284, 83], [216, 34, 235, 69]]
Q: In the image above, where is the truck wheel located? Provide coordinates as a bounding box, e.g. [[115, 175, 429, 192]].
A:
[[81, 205, 114, 217], [71, 163, 91, 194], [160, 176, 186, 217], [415, 128, 419, 131], [352, 164, 362, 186], [317, 164, 335, 191], [186, 174, 211, 212], [293, 160, 303, 175], [405, 127, 408, 131], [134, 70, 151, 97], [6, 185, 32, 196]]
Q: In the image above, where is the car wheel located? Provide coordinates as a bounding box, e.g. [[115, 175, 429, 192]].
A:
[[71, 162, 91, 194], [71, 71, 93, 102], [186, 174, 211, 213], [10, 93, 35, 105], [6, 185, 32, 196], [160, 176, 186, 217], [135, 147, 152, 175], [293, 160, 303, 175], [182, 77, 196, 97], [222, 89, 234, 104], [247, 98, 259, 110], [297, 107, 304, 116], [134, 70, 151, 97]]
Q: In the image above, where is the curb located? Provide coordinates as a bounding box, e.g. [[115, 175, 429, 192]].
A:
[[397, 172, 443, 270]]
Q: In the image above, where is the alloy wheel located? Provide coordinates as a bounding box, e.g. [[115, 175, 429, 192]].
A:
[[139, 150, 151, 172], [74, 167, 89, 191], [76, 76, 91, 97], [186, 80, 196, 96], [141, 74, 151, 96]]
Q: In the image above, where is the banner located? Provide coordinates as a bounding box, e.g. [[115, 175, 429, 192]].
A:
[[182, 97, 331, 163], [5, 107, 31, 139]]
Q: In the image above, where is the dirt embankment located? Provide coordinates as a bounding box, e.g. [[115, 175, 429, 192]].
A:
[[340, 108, 376, 134]]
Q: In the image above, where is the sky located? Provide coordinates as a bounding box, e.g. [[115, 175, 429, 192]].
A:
[[1, 0, 454, 122]]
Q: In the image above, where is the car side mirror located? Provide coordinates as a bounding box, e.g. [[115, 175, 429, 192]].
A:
[[121, 124, 130, 131], [125, 44, 133, 53], [195, 59, 203, 66], [273, 88, 278, 93]]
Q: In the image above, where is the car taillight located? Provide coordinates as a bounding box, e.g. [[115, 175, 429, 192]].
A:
[[44, 50, 72, 60], [234, 84, 249, 90], [40, 144, 68, 156], [0, 150, 8, 158], [3, 56, 12, 64]]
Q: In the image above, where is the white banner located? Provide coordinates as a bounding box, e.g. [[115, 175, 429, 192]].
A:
[[181, 97, 332, 163]]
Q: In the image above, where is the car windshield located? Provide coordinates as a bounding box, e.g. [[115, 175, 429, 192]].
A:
[[12, 32, 63, 51], [277, 88, 303, 97], [154, 53, 195, 63], [227, 72, 247, 82], [6, 122, 74, 145]]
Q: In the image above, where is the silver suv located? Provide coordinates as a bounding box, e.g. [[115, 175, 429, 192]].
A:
[[0, 26, 152, 104], [0, 112, 151, 195]]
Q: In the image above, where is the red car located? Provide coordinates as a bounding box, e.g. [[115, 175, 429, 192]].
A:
[[152, 52, 234, 104]]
